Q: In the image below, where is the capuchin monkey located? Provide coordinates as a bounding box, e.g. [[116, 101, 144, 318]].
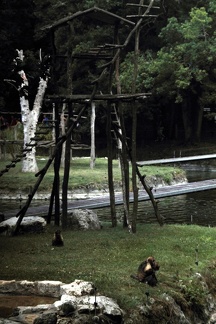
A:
[[131, 256, 160, 286], [52, 230, 64, 247]]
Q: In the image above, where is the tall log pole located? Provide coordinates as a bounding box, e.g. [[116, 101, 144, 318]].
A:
[[107, 102, 117, 227], [62, 103, 73, 229], [131, 0, 144, 233]]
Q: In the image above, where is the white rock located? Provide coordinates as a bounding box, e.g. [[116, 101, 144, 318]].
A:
[[14, 304, 52, 315], [67, 209, 101, 230], [208, 313, 216, 324], [161, 294, 191, 324], [0, 280, 124, 323], [0, 216, 46, 235], [54, 294, 77, 308], [60, 280, 95, 297], [76, 295, 123, 316], [0, 280, 35, 295], [36, 280, 63, 297]]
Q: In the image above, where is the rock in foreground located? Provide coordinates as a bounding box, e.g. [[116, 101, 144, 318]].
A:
[[0, 216, 46, 235], [0, 279, 123, 324]]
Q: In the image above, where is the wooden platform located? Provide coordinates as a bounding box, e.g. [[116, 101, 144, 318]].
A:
[[137, 153, 216, 166], [67, 179, 216, 209], [3, 179, 216, 219]]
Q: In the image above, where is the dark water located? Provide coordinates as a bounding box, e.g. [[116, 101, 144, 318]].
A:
[[1, 164, 216, 226], [96, 164, 216, 227], [96, 190, 216, 227], [0, 295, 58, 318]]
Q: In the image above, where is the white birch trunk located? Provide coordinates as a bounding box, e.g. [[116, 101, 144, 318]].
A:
[[20, 77, 48, 172], [90, 101, 96, 169], [15, 49, 49, 173]]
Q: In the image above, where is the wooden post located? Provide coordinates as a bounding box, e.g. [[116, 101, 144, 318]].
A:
[[47, 103, 62, 226], [107, 102, 117, 227], [118, 103, 130, 228], [53, 103, 61, 225], [114, 23, 130, 228], [90, 101, 96, 169], [62, 102, 73, 229]]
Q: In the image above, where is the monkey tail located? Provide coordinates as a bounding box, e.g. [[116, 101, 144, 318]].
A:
[[130, 274, 140, 281]]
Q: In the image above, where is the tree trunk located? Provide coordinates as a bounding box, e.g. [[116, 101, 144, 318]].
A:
[[181, 93, 203, 144], [181, 99, 192, 144], [21, 78, 48, 172], [16, 50, 48, 173], [90, 101, 96, 169], [193, 103, 203, 143]]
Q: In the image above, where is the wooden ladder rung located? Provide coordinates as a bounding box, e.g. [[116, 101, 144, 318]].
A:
[[1, 169, 9, 173], [22, 148, 32, 152], [35, 131, 49, 135], [16, 154, 26, 158], [30, 137, 44, 141], [40, 126, 53, 129], [12, 158, 21, 163], [6, 164, 16, 168]]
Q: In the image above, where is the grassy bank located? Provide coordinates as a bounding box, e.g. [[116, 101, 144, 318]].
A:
[[0, 223, 216, 317], [0, 157, 185, 193]]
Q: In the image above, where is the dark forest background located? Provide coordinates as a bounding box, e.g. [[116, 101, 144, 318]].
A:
[[1, 0, 216, 148]]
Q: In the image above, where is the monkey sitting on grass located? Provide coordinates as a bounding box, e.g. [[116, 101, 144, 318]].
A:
[[131, 256, 160, 286], [52, 230, 64, 246]]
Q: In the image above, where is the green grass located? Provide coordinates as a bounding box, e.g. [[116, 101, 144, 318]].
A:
[[0, 223, 215, 312], [2, 155, 211, 318], [0, 157, 185, 193]]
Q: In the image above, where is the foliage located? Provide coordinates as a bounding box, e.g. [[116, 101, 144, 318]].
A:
[[0, 223, 215, 314], [121, 6, 216, 106], [2, 0, 216, 144], [82, 0, 125, 10], [0, 0, 36, 111], [0, 124, 23, 140], [118, 3, 216, 143], [0, 124, 23, 157]]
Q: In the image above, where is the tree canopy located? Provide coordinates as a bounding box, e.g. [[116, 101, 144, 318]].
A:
[[120, 2, 216, 142], [1, 0, 216, 143]]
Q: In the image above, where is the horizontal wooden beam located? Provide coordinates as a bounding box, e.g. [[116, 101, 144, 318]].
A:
[[126, 4, 160, 9], [46, 93, 151, 104], [137, 154, 216, 166], [127, 14, 158, 18]]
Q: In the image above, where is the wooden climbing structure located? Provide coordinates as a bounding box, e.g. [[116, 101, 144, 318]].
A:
[[1, 1, 163, 234]]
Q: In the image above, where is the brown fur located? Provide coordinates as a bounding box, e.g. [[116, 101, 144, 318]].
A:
[[52, 230, 64, 246], [131, 256, 160, 286]]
